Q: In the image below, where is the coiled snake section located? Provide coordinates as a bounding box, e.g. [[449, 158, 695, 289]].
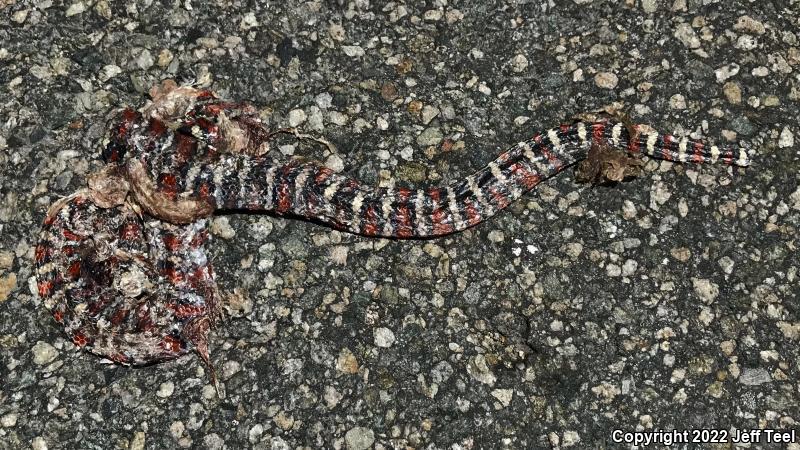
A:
[[36, 193, 217, 369]]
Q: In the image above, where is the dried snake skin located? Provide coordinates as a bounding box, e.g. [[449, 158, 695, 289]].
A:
[[35, 82, 751, 376]]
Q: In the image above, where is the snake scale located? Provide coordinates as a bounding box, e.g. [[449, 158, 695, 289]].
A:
[[34, 82, 751, 384]]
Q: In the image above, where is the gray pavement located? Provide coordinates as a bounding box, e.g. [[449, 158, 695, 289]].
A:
[[0, 1, 798, 448]]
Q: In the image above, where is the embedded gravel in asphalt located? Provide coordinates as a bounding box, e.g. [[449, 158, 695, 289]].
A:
[[0, 1, 798, 448]]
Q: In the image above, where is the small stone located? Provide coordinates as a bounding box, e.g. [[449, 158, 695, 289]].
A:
[[621, 259, 638, 276], [136, 49, 154, 70], [374, 327, 395, 348], [563, 430, 581, 447], [466, 354, 496, 385], [791, 186, 800, 211], [650, 182, 672, 207], [210, 217, 235, 239], [641, 0, 657, 12], [325, 154, 344, 173], [739, 367, 771, 385], [329, 23, 346, 41], [345, 427, 375, 450], [421, 105, 439, 125], [305, 107, 323, 131], [674, 23, 700, 49], [130, 432, 145, 450], [729, 116, 756, 136], [1, 412, 18, 427], [196, 38, 219, 49], [329, 111, 348, 126], [564, 242, 583, 258], [763, 95, 779, 107], [30, 65, 52, 81], [315, 92, 333, 109], [342, 45, 365, 57], [32, 341, 57, 365], [760, 350, 780, 362], [751, 66, 769, 77], [240, 12, 258, 30], [407, 100, 422, 116], [224, 36, 241, 49], [0, 273, 16, 302], [591, 382, 621, 401], [733, 15, 766, 35], [376, 116, 389, 130], [222, 360, 241, 379], [248, 424, 264, 443], [510, 54, 529, 73], [718, 256, 735, 275], [99, 64, 122, 81], [779, 127, 794, 148], [669, 94, 686, 109], [11, 9, 28, 23], [336, 348, 359, 374], [777, 322, 800, 340], [157, 381, 175, 398], [491, 389, 513, 407], [65, 1, 87, 16], [487, 230, 504, 243], [723, 82, 741, 104], [446, 9, 464, 23], [734, 35, 758, 51], [288, 108, 307, 127], [94, 1, 111, 19], [606, 264, 621, 277], [380, 83, 398, 102], [715, 63, 740, 82], [203, 433, 224, 450], [691, 278, 719, 304], [594, 72, 618, 89], [169, 421, 185, 440], [31, 437, 48, 450], [423, 9, 443, 21], [324, 386, 342, 409], [718, 200, 737, 217], [157, 49, 174, 68], [417, 127, 443, 146], [621, 200, 637, 220], [671, 247, 691, 262]]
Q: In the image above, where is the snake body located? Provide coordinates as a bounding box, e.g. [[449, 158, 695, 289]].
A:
[[34, 83, 751, 375]]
